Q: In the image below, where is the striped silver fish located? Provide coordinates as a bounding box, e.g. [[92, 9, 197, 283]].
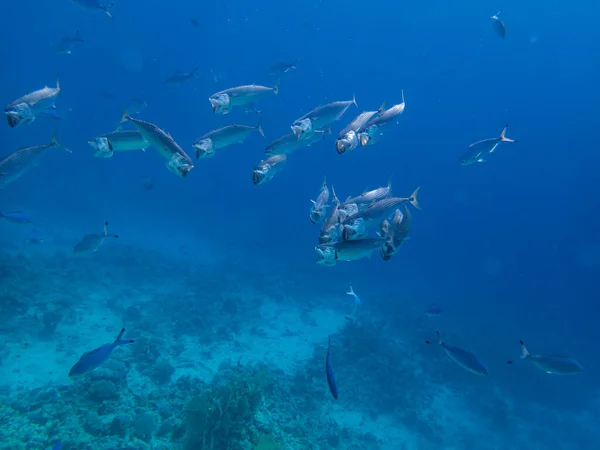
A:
[[89, 129, 149, 158], [315, 238, 386, 265], [358, 91, 405, 146], [193, 116, 264, 159], [252, 154, 286, 185], [0, 134, 70, 188], [5, 81, 60, 128], [341, 181, 393, 207], [292, 96, 356, 140], [123, 115, 193, 178], [342, 188, 420, 225], [209, 81, 279, 114], [336, 110, 378, 154], [265, 128, 329, 155], [380, 205, 412, 261]]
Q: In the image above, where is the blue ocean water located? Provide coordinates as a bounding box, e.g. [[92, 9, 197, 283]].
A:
[[1, 0, 600, 448]]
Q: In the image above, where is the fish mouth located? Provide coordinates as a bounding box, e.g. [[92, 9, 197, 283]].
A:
[[252, 170, 263, 185], [5, 112, 20, 128], [336, 140, 348, 154], [359, 133, 370, 146]]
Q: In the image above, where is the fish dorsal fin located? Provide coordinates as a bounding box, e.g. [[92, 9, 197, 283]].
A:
[[378, 101, 387, 113]]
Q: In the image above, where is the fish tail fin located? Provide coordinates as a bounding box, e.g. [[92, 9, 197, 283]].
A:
[[256, 114, 264, 136], [103, 221, 109, 236], [346, 284, 355, 296], [56, 79, 60, 91], [352, 93, 358, 108], [409, 186, 421, 210], [120, 110, 131, 124], [401, 89, 405, 105], [387, 175, 393, 190], [291, 60, 298, 69], [492, 10, 503, 18], [105, 4, 114, 18], [273, 78, 280, 95], [519, 340, 530, 359], [500, 124, 518, 143], [322, 176, 327, 189], [50, 131, 72, 153], [331, 186, 339, 204], [436, 330, 443, 345], [114, 328, 134, 346]]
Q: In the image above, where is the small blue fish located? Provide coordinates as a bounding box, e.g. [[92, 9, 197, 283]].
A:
[[325, 337, 338, 399], [69, 328, 134, 377], [345, 284, 361, 321], [52, 441, 63, 450], [425, 304, 442, 317], [519, 340, 583, 375], [427, 331, 488, 376], [24, 229, 43, 244], [0, 209, 32, 224]]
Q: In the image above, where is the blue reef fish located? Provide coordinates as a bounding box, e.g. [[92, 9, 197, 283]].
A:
[[4, 81, 60, 128], [518, 340, 583, 375], [165, 68, 200, 86], [460, 124, 518, 166], [72, 0, 114, 18], [491, 11, 507, 38], [425, 304, 442, 317], [57, 30, 84, 55], [345, 285, 361, 320], [69, 328, 134, 377], [427, 331, 488, 376], [24, 229, 43, 244], [0, 209, 32, 224], [73, 221, 119, 254], [268, 60, 297, 75], [325, 337, 338, 399]]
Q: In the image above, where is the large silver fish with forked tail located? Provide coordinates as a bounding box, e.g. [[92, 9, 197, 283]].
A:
[[0, 134, 71, 188], [209, 81, 279, 114], [427, 331, 488, 376], [518, 340, 583, 375], [89, 129, 149, 158], [342, 188, 420, 225], [336, 109, 379, 154], [380, 205, 412, 261], [341, 181, 392, 207], [315, 238, 385, 266], [265, 128, 329, 155], [252, 154, 287, 185], [193, 116, 264, 159], [358, 91, 405, 147], [291, 96, 357, 140], [122, 115, 194, 178], [73, 221, 119, 254], [309, 177, 329, 224], [4, 81, 61, 128]]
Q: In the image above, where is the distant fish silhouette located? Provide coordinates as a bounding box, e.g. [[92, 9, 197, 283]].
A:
[[190, 18, 200, 27], [325, 337, 339, 399], [518, 340, 583, 375], [491, 11, 507, 38], [0, 209, 32, 224], [73, 221, 119, 254], [426, 331, 488, 376], [24, 229, 43, 244], [425, 304, 442, 317], [69, 328, 134, 376]]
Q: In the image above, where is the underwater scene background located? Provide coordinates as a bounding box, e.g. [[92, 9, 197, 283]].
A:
[[1, 0, 600, 449]]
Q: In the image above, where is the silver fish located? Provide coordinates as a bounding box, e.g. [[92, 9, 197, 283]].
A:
[[341, 181, 392, 207], [5, 80, 61, 128], [358, 92, 405, 146], [123, 115, 194, 178], [74, 221, 119, 254], [165, 68, 199, 85], [319, 187, 342, 244], [268, 60, 297, 75], [265, 128, 329, 155], [380, 205, 412, 261], [336, 110, 379, 154], [0, 134, 71, 188], [315, 238, 386, 265], [209, 81, 279, 114], [342, 188, 420, 224], [341, 218, 369, 241], [491, 11, 506, 38], [292, 96, 357, 140], [429, 331, 488, 376], [519, 340, 583, 375], [460, 124, 518, 166], [57, 31, 84, 55], [72, 0, 114, 18], [252, 154, 287, 185], [193, 116, 264, 159], [309, 177, 329, 224], [89, 129, 149, 158]]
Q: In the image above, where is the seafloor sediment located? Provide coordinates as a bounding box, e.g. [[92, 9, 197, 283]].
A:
[[0, 244, 597, 450]]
